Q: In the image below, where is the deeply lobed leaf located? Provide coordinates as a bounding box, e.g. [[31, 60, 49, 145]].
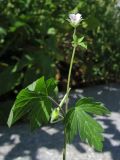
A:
[[7, 76, 58, 130], [76, 97, 110, 115], [64, 97, 110, 151]]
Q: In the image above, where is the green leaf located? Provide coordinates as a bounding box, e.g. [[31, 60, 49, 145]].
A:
[[86, 15, 100, 30], [7, 88, 40, 127], [9, 21, 26, 32], [0, 27, 7, 36], [78, 36, 84, 43], [73, 34, 77, 42], [72, 35, 87, 49], [0, 67, 22, 95], [64, 97, 110, 151], [47, 27, 56, 35], [7, 77, 58, 130], [72, 34, 78, 47], [76, 97, 110, 115], [28, 76, 47, 94], [29, 97, 52, 131], [46, 78, 58, 97], [78, 42, 87, 49]]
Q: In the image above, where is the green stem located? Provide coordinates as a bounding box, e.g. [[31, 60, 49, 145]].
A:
[[63, 27, 77, 160], [65, 28, 77, 113], [47, 96, 65, 116], [63, 128, 67, 160], [59, 88, 71, 108]]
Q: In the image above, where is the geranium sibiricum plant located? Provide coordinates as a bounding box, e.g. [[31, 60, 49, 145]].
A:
[[7, 13, 110, 160]]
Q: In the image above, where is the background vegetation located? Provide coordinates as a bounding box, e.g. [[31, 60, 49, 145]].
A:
[[0, 0, 120, 124]]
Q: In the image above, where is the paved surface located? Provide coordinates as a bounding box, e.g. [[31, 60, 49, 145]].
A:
[[0, 84, 120, 160]]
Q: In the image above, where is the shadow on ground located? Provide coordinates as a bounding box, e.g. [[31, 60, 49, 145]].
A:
[[0, 83, 120, 160]]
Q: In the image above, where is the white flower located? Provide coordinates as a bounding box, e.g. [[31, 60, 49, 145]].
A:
[[69, 13, 82, 27]]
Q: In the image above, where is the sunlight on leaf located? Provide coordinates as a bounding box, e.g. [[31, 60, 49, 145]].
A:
[[64, 97, 110, 151], [7, 77, 58, 131]]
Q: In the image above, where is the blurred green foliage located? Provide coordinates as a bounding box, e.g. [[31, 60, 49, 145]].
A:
[[0, 0, 120, 123]]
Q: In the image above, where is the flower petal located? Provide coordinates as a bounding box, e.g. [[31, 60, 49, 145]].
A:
[[69, 14, 76, 21], [75, 13, 82, 23]]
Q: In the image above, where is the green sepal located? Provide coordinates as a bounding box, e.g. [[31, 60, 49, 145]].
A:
[[50, 107, 60, 123]]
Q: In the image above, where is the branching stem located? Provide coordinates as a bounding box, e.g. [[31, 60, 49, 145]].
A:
[[47, 96, 65, 116]]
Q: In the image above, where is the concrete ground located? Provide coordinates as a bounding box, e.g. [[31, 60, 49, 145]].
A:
[[0, 83, 120, 160]]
